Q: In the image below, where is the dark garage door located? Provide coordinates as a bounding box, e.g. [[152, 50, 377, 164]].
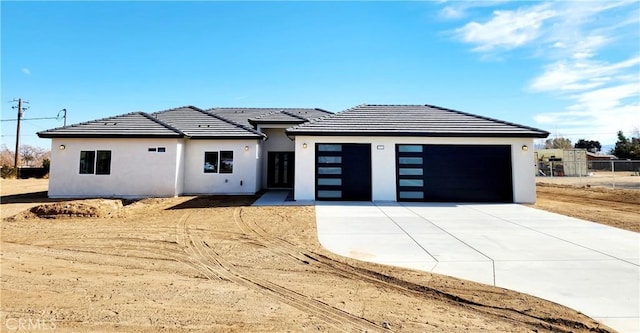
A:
[[396, 144, 513, 202], [316, 143, 372, 201]]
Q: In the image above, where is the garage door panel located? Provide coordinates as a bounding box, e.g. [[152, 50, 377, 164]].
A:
[[316, 143, 372, 201], [397, 144, 513, 203]]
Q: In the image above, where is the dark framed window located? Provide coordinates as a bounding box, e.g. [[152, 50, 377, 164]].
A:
[[96, 150, 112, 175], [79, 151, 95, 174], [79, 150, 111, 175], [220, 151, 233, 174], [204, 152, 219, 173], [157, 147, 166, 152]]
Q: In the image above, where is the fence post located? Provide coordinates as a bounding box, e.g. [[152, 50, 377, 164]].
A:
[[550, 161, 553, 178], [611, 160, 615, 189]]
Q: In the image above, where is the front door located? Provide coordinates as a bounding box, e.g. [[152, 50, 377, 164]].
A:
[[268, 152, 294, 188]]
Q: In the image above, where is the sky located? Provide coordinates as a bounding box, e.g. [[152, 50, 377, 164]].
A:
[[2, 1, 639, 150]]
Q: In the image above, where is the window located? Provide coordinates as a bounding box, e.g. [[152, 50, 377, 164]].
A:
[[79, 151, 95, 174], [204, 152, 219, 173], [148, 148, 157, 152], [79, 150, 111, 175], [157, 147, 166, 152], [399, 157, 423, 164], [204, 150, 234, 174], [317, 144, 342, 152], [398, 145, 423, 153], [220, 151, 233, 174], [96, 151, 111, 175], [318, 156, 342, 164]]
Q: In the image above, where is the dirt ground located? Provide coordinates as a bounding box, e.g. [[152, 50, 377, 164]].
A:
[[535, 183, 640, 232], [1, 179, 632, 332]]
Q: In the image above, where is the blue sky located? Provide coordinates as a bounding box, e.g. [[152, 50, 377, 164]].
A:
[[2, 1, 639, 149]]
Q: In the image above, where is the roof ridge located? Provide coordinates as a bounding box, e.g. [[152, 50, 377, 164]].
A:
[[199, 108, 266, 139], [249, 110, 280, 120], [210, 107, 319, 110], [423, 103, 550, 135], [140, 112, 187, 137], [280, 109, 309, 121]]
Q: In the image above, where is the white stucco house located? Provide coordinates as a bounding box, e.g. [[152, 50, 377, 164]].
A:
[[38, 104, 549, 203]]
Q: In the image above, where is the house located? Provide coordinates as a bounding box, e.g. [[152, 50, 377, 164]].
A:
[[38, 104, 549, 203], [37, 106, 330, 198]]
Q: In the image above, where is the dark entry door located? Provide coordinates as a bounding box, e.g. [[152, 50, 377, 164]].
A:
[[268, 152, 294, 188], [316, 143, 372, 201]]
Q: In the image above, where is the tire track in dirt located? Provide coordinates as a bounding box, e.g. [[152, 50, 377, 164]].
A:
[[234, 208, 605, 333], [176, 212, 386, 333], [7, 235, 217, 280]]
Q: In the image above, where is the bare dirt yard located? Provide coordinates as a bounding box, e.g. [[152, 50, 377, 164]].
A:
[[1, 179, 634, 332]]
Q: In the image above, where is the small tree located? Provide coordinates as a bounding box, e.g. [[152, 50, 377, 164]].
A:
[[574, 139, 601, 153], [0, 144, 14, 167], [18, 144, 48, 167], [611, 131, 640, 159], [544, 137, 573, 149]]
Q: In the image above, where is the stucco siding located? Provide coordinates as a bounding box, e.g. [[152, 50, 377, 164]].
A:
[[293, 136, 536, 203], [182, 139, 261, 195], [48, 138, 182, 198]]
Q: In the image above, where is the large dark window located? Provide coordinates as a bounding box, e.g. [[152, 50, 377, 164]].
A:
[[204, 152, 219, 173], [79, 150, 111, 175], [79, 151, 95, 174], [96, 150, 112, 175]]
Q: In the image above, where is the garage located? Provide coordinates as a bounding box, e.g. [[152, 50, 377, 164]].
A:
[[396, 144, 513, 202], [288, 104, 549, 203], [315, 143, 371, 201]]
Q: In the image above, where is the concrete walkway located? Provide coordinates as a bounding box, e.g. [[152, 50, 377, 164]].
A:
[[315, 202, 640, 333]]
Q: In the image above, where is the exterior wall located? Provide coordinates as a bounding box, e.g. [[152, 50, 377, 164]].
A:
[[294, 136, 537, 203], [257, 125, 295, 189], [182, 139, 261, 195], [48, 138, 182, 198]]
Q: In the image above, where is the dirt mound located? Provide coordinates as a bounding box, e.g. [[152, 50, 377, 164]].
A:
[[9, 199, 124, 220]]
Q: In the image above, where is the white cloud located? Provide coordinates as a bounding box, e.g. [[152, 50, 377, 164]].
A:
[[21, 68, 31, 75], [455, 4, 556, 52], [529, 56, 640, 92], [438, 1, 510, 20], [448, 1, 640, 144]]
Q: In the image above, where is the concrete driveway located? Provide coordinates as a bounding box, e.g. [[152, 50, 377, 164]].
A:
[[315, 202, 640, 333]]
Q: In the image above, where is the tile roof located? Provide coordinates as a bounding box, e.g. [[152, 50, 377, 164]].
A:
[[209, 108, 332, 127], [286, 104, 549, 138], [37, 112, 185, 138], [151, 106, 264, 139]]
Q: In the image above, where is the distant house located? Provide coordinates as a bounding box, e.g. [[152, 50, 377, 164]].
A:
[[38, 104, 548, 203], [586, 152, 617, 160]]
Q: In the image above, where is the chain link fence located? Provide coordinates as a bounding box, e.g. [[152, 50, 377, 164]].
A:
[[536, 159, 640, 189]]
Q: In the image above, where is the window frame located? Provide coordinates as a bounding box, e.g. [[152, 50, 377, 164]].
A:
[[79, 151, 96, 174], [204, 151, 219, 173], [79, 150, 111, 175]]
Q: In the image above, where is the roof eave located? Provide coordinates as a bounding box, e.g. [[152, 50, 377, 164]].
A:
[[285, 130, 550, 139], [187, 135, 266, 140], [36, 133, 185, 139]]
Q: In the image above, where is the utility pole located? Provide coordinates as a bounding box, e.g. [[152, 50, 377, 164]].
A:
[[11, 98, 29, 178]]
